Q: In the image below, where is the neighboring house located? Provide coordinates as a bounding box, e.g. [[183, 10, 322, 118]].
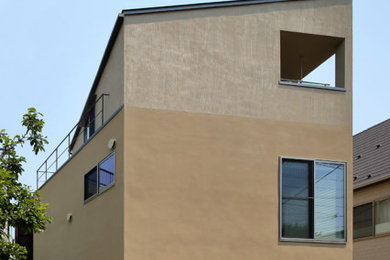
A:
[[353, 119, 390, 260], [33, 0, 353, 259]]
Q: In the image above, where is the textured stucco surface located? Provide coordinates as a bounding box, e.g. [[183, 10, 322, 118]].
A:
[[354, 180, 390, 206], [354, 235, 390, 260], [123, 107, 353, 259], [124, 0, 352, 126], [122, 0, 352, 259], [34, 110, 124, 260]]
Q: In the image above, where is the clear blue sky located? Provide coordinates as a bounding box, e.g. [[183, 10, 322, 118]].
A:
[[0, 0, 389, 188]]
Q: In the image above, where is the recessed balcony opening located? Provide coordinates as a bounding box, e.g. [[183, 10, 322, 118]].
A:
[[303, 54, 335, 86], [280, 31, 345, 91]]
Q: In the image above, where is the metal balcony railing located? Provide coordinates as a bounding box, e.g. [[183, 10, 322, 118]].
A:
[[36, 94, 109, 189], [279, 78, 331, 88]]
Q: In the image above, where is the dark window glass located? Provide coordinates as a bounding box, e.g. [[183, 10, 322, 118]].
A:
[[282, 160, 314, 238], [99, 153, 115, 191], [84, 167, 98, 200], [353, 203, 373, 239], [282, 198, 313, 238]]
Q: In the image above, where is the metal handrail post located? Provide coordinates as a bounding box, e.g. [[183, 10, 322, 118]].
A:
[[55, 149, 58, 171], [101, 95, 104, 126], [45, 161, 48, 183], [68, 134, 71, 158]]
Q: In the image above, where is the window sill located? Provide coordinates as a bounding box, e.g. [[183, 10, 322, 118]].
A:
[[279, 80, 346, 92], [280, 237, 347, 244]]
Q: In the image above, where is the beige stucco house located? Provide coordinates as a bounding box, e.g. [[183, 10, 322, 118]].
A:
[[34, 0, 353, 259]]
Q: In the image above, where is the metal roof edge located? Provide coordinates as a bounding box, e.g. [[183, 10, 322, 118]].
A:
[[122, 0, 300, 15]]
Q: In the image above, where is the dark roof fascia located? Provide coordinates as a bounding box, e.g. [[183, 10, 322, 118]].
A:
[[69, 14, 124, 150], [122, 0, 301, 16]]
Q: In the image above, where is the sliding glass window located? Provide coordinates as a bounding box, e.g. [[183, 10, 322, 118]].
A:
[[281, 158, 346, 242], [354, 198, 390, 239], [84, 152, 115, 202]]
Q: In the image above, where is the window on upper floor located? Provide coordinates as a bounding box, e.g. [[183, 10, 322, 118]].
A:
[[354, 198, 390, 239], [280, 158, 346, 243], [279, 31, 345, 91], [84, 152, 115, 201]]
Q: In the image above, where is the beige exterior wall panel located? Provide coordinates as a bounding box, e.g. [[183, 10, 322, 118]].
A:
[[354, 180, 390, 206], [354, 236, 390, 260], [34, 110, 124, 260], [123, 0, 352, 126], [123, 107, 352, 259]]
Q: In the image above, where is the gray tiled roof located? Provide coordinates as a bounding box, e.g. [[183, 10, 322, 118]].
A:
[[354, 119, 390, 188]]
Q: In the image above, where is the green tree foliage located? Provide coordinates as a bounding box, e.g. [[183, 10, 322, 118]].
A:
[[0, 108, 52, 259]]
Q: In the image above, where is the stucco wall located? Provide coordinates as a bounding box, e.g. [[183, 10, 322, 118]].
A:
[[34, 109, 124, 260], [123, 0, 352, 126], [123, 107, 352, 259], [354, 180, 390, 206], [354, 235, 390, 260], [122, 0, 352, 259]]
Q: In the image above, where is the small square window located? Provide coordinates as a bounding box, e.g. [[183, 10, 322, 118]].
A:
[[84, 152, 115, 202], [280, 158, 346, 243]]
